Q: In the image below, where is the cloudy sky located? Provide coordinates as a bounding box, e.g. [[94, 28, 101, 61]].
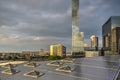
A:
[[0, 0, 120, 52]]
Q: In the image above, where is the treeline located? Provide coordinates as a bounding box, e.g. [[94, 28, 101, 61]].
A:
[[0, 54, 63, 61]]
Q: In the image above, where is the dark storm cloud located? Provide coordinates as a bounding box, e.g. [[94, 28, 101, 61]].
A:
[[0, 0, 72, 37], [0, 0, 72, 52], [15, 12, 72, 38]]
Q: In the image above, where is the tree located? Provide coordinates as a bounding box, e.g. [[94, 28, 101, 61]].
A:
[[47, 56, 62, 60]]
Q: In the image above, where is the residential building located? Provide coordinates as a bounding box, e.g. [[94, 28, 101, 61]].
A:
[[90, 35, 98, 50], [111, 27, 120, 53], [50, 44, 66, 57]]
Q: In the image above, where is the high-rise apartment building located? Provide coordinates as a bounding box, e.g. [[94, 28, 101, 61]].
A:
[[72, 0, 84, 57], [50, 44, 66, 57], [102, 16, 120, 54], [111, 27, 120, 53], [90, 35, 98, 48]]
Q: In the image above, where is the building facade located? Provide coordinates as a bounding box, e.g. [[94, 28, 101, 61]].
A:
[[85, 51, 99, 57], [90, 35, 98, 49], [39, 49, 47, 56], [102, 16, 120, 54], [72, 0, 84, 57], [22, 51, 39, 56], [111, 27, 120, 53], [50, 44, 66, 57]]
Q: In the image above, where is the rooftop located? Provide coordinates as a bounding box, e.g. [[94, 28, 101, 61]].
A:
[[0, 55, 120, 80]]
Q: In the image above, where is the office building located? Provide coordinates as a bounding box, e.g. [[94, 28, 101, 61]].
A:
[[50, 44, 66, 57], [72, 0, 84, 57], [90, 35, 98, 48], [102, 16, 120, 54]]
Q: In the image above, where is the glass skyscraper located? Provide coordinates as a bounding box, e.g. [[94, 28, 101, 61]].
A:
[[72, 0, 84, 57], [102, 16, 120, 54]]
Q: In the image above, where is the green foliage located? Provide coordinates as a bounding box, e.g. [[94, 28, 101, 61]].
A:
[[7, 56, 12, 60], [47, 56, 62, 60]]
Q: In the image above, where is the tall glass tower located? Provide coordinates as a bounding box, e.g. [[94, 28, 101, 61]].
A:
[[72, 0, 84, 57], [102, 16, 120, 54]]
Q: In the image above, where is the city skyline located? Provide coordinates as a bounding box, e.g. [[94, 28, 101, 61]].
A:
[[0, 0, 120, 52]]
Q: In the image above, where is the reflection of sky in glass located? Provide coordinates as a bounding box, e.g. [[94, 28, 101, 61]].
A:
[[72, 0, 84, 53], [112, 16, 120, 29], [103, 16, 120, 36]]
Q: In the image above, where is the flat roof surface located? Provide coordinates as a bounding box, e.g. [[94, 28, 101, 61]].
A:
[[0, 55, 120, 80]]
